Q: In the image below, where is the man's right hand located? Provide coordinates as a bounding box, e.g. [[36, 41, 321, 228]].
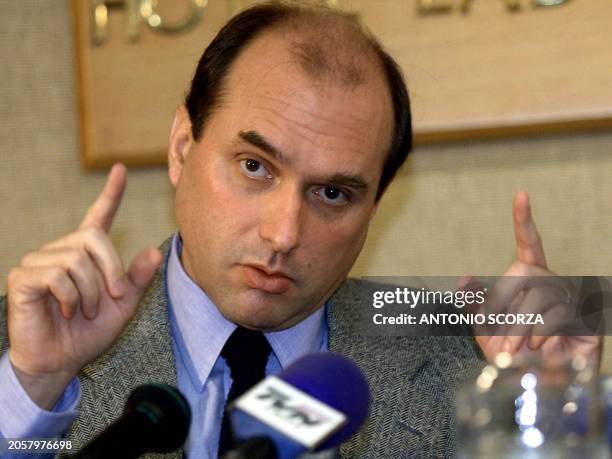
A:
[[6, 164, 162, 410]]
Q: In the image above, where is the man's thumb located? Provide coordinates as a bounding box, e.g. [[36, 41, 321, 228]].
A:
[[125, 247, 163, 299]]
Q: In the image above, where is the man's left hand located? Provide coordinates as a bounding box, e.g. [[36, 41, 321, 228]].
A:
[[473, 192, 601, 365]]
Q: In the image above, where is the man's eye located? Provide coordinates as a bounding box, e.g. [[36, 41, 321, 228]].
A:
[[314, 186, 349, 206], [239, 159, 272, 179]]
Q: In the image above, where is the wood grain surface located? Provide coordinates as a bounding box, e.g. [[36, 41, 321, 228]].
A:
[[72, 0, 612, 168]]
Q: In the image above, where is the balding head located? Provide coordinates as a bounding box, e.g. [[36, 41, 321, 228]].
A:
[[280, 9, 378, 88], [185, 1, 412, 200]]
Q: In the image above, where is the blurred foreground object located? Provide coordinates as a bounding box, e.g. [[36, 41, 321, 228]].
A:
[[457, 352, 609, 458]]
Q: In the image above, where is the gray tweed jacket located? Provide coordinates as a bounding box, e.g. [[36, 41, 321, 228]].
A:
[[0, 240, 484, 458]]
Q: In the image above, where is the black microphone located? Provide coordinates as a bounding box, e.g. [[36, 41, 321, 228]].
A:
[[71, 383, 191, 459]]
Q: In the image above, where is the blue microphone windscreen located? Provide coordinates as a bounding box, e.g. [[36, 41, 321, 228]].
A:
[[277, 352, 370, 450]]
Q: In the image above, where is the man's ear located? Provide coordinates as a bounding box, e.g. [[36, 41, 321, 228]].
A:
[[168, 106, 193, 188]]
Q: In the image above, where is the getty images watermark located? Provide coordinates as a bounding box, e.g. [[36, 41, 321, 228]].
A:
[[359, 276, 612, 337]]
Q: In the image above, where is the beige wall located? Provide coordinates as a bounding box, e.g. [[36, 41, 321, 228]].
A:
[[1, 1, 611, 369], [0, 1, 177, 288], [354, 137, 612, 278]]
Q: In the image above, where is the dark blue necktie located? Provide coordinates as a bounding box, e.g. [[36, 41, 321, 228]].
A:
[[217, 326, 271, 456]]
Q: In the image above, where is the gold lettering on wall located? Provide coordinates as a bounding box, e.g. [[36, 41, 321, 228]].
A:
[[458, 0, 518, 14], [90, 0, 207, 45], [90, 0, 569, 44], [533, 0, 571, 7], [417, 0, 453, 15], [419, 0, 571, 15], [71, 0, 612, 166]]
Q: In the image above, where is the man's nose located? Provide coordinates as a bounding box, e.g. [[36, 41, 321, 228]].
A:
[[258, 187, 303, 255]]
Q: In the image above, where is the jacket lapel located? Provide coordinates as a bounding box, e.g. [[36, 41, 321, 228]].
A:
[[326, 279, 432, 457], [72, 239, 180, 458]]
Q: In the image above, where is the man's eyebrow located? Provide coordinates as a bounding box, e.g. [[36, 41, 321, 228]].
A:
[[238, 130, 369, 191], [238, 130, 288, 164], [327, 173, 368, 190]]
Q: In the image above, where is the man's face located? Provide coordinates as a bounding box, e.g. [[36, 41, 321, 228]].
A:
[[168, 32, 393, 331]]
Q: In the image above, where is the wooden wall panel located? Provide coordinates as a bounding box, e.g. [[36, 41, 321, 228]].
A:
[[72, 0, 612, 168]]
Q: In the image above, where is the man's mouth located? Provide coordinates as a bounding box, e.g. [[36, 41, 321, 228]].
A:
[[241, 264, 293, 294]]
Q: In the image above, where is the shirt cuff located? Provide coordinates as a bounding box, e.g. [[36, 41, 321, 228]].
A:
[[0, 352, 80, 439]]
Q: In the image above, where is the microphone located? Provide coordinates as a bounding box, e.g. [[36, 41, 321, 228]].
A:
[[223, 352, 370, 459], [71, 383, 191, 459]]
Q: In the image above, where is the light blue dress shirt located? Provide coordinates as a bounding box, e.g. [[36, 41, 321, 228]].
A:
[[0, 233, 328, 458]]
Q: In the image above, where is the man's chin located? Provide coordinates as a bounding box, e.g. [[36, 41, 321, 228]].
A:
[[223, 311, 293, 332], [219, 292, 298, 331]]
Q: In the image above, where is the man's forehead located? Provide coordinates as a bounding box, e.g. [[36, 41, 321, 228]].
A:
[[222, 32, 392, 137], [225, 98, 389, 170], [225, 32, 310, 94], [202, 30, 393, 181]]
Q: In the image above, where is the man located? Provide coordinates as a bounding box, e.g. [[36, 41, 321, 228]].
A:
[[0, 3, 599, 458]]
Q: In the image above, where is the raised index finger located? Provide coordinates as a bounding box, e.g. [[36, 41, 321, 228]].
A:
[[513, 191, 547, 268], [80, 163, 127, 232]]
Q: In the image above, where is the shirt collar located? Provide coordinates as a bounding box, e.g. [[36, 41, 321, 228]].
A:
[[166, 233, 326, 388]]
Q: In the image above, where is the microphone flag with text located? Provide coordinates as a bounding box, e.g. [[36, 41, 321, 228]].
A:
[[223, 352, 370, 459]]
